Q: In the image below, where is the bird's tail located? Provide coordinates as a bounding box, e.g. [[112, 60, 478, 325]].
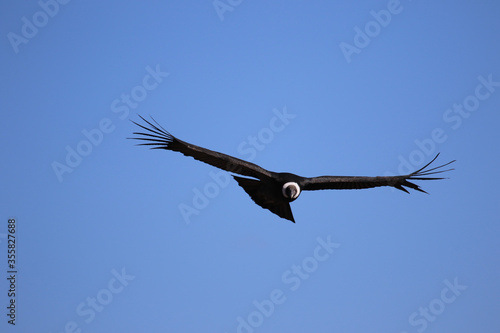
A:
[[233, 176, 295, 223]]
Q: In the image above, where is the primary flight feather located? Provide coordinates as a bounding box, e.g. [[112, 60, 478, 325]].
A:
[[130, 115, 455, 222]]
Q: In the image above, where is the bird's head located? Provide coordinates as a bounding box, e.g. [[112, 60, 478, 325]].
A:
[[282, 182, 301, 201]]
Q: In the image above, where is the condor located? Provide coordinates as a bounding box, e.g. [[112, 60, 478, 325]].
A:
[[130, 116, 455, 223]]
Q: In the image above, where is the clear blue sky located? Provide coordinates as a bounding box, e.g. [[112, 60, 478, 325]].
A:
[[1, 1, 500, 332]]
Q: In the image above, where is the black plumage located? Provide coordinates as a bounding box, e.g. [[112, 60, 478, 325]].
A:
[[130, 115, 455, 222]]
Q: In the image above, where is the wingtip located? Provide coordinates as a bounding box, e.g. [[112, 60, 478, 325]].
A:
[[397, 154, 456, 194], [416, 187, 429, 195], [395, 185, 410, 194]]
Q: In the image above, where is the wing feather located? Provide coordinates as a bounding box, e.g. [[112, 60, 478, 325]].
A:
[[129, 115, 273, 180], [301, 153, 455, 194]]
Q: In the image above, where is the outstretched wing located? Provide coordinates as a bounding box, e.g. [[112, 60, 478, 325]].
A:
[[301, 154, 455, 193], [129, 115, 273, 180]]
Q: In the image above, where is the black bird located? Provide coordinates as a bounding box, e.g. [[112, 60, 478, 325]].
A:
[[130, 116, 455, 222]]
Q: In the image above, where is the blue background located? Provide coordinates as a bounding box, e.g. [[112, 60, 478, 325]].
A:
[[1, 1, 500, 332]]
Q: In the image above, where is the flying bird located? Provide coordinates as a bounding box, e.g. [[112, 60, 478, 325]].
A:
[[130, 115, 455, 222]]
